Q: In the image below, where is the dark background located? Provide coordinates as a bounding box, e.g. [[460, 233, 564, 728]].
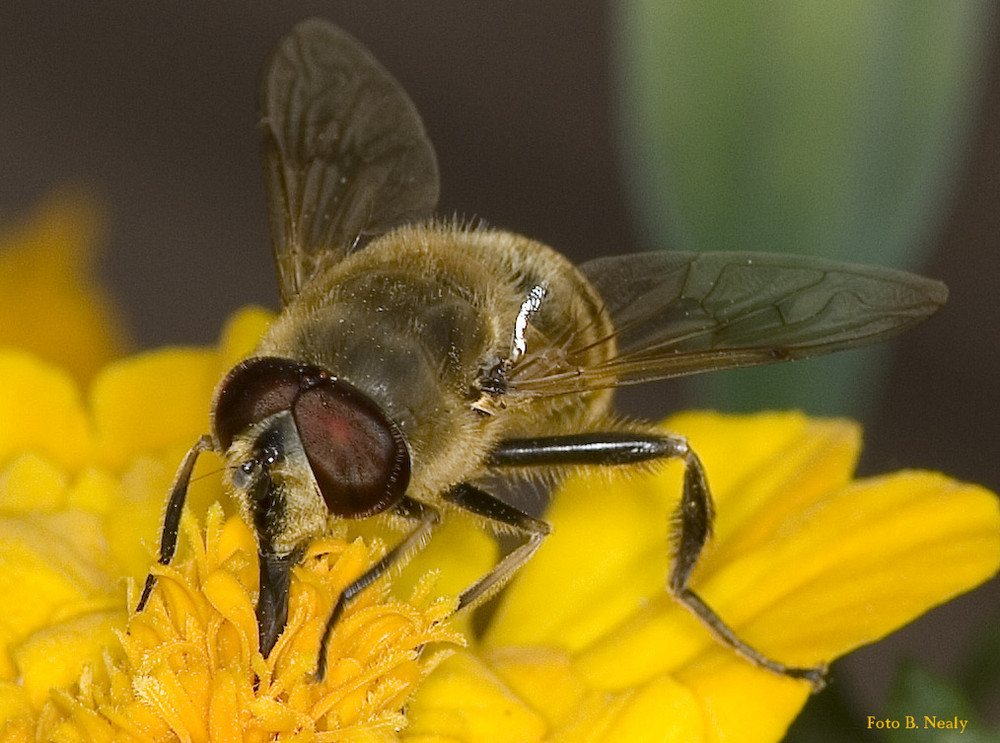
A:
[[1, 0, 998, 727]]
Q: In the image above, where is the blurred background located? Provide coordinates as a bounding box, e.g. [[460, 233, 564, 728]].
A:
[[1, 1, 997, 737]]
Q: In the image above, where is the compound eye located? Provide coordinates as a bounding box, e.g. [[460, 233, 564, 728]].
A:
[[214, 358, 306, 449], [293, 379, 410, 518]]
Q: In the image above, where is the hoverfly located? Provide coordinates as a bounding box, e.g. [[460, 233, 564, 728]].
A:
[[138, 18, 947, 687]]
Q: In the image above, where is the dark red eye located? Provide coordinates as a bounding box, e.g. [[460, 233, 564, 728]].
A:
[[213, 357, 410, 518], [214, 357, 305, 449], [293, 379, 410, 518]]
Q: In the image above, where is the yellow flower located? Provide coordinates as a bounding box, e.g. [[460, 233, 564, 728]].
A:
[[404, 412, 1000, 742], [39, 508, 457, 742], [0, 192, 997, 741], [0, 190, 129, 382]]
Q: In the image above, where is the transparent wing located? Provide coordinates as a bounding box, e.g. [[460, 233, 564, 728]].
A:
[[507, 251, 947, 397], [261, 19, 440, 304]]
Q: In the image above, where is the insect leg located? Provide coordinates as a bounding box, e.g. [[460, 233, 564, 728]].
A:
[[314, 495, 439, 679], [489, 433, 827, 690], [136, 434, 214, 612], [441, 482, 551, 611]]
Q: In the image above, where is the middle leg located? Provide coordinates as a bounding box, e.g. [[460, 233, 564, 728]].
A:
[[488, 431, 826, 690], [314, 495, 439, 679]]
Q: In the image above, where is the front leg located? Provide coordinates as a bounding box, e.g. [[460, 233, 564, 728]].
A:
[[488, 431, 826, 690], [314, 495, 440, 679], [136, 434, 214, 612]]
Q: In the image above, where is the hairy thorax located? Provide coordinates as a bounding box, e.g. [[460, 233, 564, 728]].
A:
[[256, 223, 616, 502]]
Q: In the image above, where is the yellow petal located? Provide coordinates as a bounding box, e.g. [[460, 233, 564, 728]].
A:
[[722, 471, 1000, 663], [394, 517, 499, 609], [571, 676, 703, 743], [483, 646, 704, 742], [89, 349, 217, 470], [482, 434, 675, 652], [0, 351, 93, 473], [409, 648, 710, 743], [11, 611, 124, 708], [102, 451, 229, 583], [64, 467, 118, 514], [0, 683, 31, 740], [0, 455, 67, 511], [673, 411, 860, 562], [215, 305, 274, 372], [674, 656, 809, 743], [404, 652, 547, 743], [0, 514, 117, 651], [483, 647, 586, 728], [0, 189, 128, 381]]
